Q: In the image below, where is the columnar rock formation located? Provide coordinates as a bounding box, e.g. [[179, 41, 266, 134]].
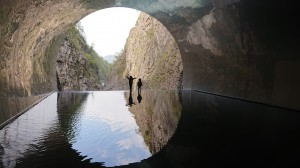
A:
[[107, 12, 183, 90]]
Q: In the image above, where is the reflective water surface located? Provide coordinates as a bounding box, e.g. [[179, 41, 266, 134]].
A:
[[0, 94, 47, 127], [0, 91, 181, 167], [1, 90, 300, 168]]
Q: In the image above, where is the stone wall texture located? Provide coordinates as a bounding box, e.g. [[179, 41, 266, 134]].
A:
[[57, 38, 97, 91]]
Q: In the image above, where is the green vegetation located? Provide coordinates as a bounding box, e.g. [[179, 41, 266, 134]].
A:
[[109, 49, 126, 78], [68, 25, 86, 52], [68, 23, 111, 80]]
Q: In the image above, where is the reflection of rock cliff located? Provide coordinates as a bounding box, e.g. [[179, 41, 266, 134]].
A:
[[56, 26, 110, 91], [126, 90, 181, 153], [107, 12, 183, 90], [57, 92, 89, 140], [14, 92, 102, 167]]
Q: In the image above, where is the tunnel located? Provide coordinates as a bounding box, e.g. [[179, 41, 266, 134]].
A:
[[1, 0, 300, 167], [0, 0, 299, 110]]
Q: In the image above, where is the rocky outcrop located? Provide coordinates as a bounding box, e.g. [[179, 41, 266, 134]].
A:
[[56, 39, 96, 91], [56, 27, 110, 91], [105, 50, 128, 90], [107, 12, 183, 90]]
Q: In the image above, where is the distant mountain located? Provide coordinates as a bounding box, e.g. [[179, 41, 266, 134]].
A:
[[103, 55, 116, 64]]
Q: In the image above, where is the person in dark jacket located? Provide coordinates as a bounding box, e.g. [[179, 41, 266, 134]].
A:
[[126, 76, 136, 92], [137, 78, 142, 94]]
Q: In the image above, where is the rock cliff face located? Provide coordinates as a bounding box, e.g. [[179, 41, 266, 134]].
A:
[[107, 12, 183, 90], [56, 38, 98, 91], [56, 27, 110, 91], [106, 50, 128, 90]]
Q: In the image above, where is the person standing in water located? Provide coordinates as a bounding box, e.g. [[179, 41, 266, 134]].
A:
[[126, 76, 136, 92], [137, 78, 142, 94]]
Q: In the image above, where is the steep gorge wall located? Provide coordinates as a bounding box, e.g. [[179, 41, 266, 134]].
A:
[[56, 27, 110, 91], [107, 12, 183, 90]]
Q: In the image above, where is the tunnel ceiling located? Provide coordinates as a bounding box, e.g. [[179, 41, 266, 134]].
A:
[[0, 0, 214, 95]]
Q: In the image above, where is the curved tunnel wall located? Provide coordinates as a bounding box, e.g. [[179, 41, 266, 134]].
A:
[[0, 0, 299, 110]]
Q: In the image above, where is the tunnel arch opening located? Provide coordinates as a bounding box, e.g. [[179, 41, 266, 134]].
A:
[[0, 0, 211, 97], [57, 6, 184, 91], [1, 3, 187, 166], [2, 0, 300, 167]]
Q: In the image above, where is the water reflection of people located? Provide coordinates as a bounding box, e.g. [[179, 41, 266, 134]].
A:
[[137, 78, 142, 94], [137, 93, 142, 104], [126, 92, 135, 107], [126, 76, 136, 92]]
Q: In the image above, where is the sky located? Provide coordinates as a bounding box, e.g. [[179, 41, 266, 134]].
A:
[[79, 7, 141, 57]]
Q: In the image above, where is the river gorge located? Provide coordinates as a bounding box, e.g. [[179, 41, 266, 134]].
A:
[[1, 0, 300, 167]]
